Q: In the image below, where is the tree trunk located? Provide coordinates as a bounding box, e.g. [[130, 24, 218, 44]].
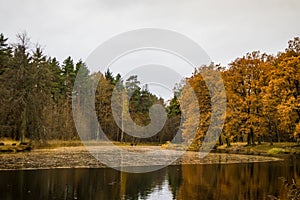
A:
[[225, 137, 231, 147], [258, 134, 262, 145], [250, 127, 255, 146], [20, 107, 27, 144], [219, 135, 223, 145], [276, 129, 280, 142], [269, 133, 273, 146], [247, 133, 251, 146], [274, 122, 280, 142], [247, 127, 255, 146]]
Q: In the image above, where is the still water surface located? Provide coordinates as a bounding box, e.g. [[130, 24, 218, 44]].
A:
[[0, 156, 299, 200]]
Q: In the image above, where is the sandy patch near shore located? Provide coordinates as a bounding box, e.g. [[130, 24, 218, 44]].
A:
[[0, 146, 282, 170]]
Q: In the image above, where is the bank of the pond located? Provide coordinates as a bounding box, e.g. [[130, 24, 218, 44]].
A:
[[164, 141, 300, 155], [0, 139, 160, 153], [214, 142, 300, 156], [0, 146, 282, 170]]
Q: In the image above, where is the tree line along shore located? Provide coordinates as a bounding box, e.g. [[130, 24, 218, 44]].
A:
[[0, 33, 300, 152]]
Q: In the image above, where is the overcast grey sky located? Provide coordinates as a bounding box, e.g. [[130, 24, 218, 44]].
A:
[[1, 0, 299, 65], [1, 0, 300, 99]]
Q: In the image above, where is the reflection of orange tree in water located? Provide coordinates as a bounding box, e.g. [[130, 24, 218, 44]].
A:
[[0, 160, 298, 199], [174, 163, 300, 200]]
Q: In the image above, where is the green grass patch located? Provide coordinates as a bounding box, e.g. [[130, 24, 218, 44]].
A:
[[268, 148, 286, 154]]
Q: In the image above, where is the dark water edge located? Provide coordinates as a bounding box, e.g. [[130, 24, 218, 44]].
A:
[[0, 156, 299, 200]]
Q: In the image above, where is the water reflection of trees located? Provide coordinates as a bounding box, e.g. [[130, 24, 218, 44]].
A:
[[0, 159, 299, 199], [0, 168, 167, 200], [172, 159, 300, 200]]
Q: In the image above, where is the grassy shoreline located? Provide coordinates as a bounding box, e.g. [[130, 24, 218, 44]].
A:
[[215, 142, 300, 156], [1, 138, 300, 156], [0, 138, 162, 152], [163, 141, 300, 157]]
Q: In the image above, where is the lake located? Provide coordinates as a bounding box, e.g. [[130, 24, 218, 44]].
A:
[[0, 155, 299, 200]]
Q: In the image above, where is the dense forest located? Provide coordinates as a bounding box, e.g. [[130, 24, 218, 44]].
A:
[[0, 32, 299, 148], [0, 33, 180, 144]]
